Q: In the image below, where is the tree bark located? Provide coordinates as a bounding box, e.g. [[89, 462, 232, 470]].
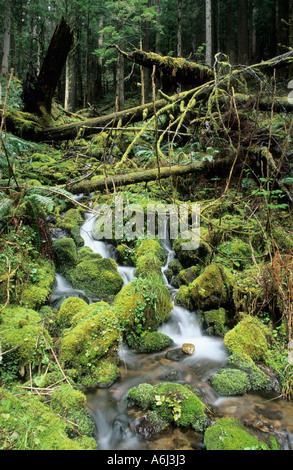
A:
[[67, 158, 230, 195], [205, 0, 213, 67], [23, 16, 75, 117], [1, 0, 11, 76]]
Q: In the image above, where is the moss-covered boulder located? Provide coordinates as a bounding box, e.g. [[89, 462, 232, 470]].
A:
[[204, 417, 272, 450], [70, 257, 124, 299], [57, 208, 85, 248], [113, 274, 173, 343], [172, 230, 211, 268], [128, 331, 173, 353], [59, 302, 120, 388], [227, 352, 272, 391], [135, 253, 162, 278], [53, 237, 78, 278], [127, 382, 207, 430], [224, 315, 271, 361], [21, 258, 55, 310], [0, 305, 53, 381], [176, 264, 235, 310], [215, 238, 253, 271], [233, 266, 264, 315], [200, 307, 227, 337], [50, 384, 96, 438], [210, 368, 250, 396], [0, 388, 96, 450], [135, 239, 167, 265], [57, 296, 89, 330]]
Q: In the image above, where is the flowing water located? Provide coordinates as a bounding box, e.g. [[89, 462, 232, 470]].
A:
[[51, 212, 293, 451]]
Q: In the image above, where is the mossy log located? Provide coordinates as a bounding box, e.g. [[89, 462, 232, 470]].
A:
[[67, 157, 231, 195], [115, 47, 214, 87]]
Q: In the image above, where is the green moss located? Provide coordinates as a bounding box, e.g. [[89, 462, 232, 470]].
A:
[[204, 417, 270, 450], [210, 368, 250, 396], [233, 266, 264, 314], [58, 208, 85, 248], [57, 297, 89, 330], [224, 315, 271, 361], [216, 238, 253, 271], [0, 388, 96, 450], [177, 263, 235, 311], [50, 385, 96, 438], [70, 257, 124, 298], [128, 331, 173, 353], [135, 253, 162, 278], [21, 258, 55, 310], [53, 237, 78, 277], [227, 352, 271, 391], [201, 307, 227, 336], [135, 239, 166, 265], [128, 382, 206, 429], [172, 231, 211, 268], [114, 275, 173, 339], [0, 305, 53, 378], [59, 304, 120, 384], [271, 226, 293, 251]]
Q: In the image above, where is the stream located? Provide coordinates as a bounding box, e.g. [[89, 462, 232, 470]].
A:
[[51, 211, 293, 451]]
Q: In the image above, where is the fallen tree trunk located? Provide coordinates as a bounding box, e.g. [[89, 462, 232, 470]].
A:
[[114, 47, 214, 88], [23, 17, 75, 118], [67, 158, 230, 195]]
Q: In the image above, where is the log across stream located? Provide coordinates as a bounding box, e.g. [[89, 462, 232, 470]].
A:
[[50, 211, 293, 451]]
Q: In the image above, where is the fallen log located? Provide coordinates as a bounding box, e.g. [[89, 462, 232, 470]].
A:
[[114, 47, 214, 88], [67, 158, 230, 195]]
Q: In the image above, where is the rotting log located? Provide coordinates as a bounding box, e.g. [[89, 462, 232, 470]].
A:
[[67, 157, 231, 195], [23, 17, 75, 118], [114, 47, 215, 88]]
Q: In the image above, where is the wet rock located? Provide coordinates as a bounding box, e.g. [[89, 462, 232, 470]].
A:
[[182, 343, 195, 355], [254, 406, 283, 421], [165, 348, 187, 361]]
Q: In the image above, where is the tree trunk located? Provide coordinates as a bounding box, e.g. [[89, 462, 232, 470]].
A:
[[23, 16, 75, 118], [225, 0, 237, 64], [205, 0, 213, 67], [238, 0, 249, 64], [116, 50, 125, 112], [64, 46, 76, 112], [1, 0, 11, 76], [67, 158, 230, 195]]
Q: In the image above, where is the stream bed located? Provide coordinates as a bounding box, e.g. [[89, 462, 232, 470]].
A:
[[51, 211, 293, 451]]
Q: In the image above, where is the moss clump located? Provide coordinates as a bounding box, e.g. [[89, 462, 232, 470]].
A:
[[233, 266, 264, 315], [128, 331, 173, 353], [227, 352, 271, 391], [57, 297, 89, 330], [77, 246, 102, 263], [135, 253, 162, 278], [177, 264, 235, 310], [21, 258, 55, 310], [0, 388, 96, 450], [0, 305, 53, 381], [224, 315, 271, 361], [135, 239, 166, 265], [58, 208, 85, 248], [204, 417, 270, 450], [210, 368, 250, 396], [59, 303, 120, 387], [114, 275, 173, 341], [216, 239, 253, 271], [201, 307, 227, 337], [53, 237, 77, 277], [128, 382, 206, 429], [172, 231, 211, 268], [50, 385, 96, 438], [70, 257, 124, 298]]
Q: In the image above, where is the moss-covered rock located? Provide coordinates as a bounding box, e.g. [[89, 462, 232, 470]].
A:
[[176, 264, 235, 311], [215, 238, 253, 271], [70, 257, 124, 299], [21, 258, 55, 310], [53, 237, 78, 278], [200, 307, 227, 337], [113, 275, 173, 342], [128, 382, 207, 430], [0, 305, 53, 381], [135, 239, 167, 265], [233, 266, 264, 315], [50, 384, 96, 438], [57, 297, 89, 330], [135, 253, 162, 278], [172, 230, 211, 268], [0, 388, 96, 450], [59, 302, 120, 387], [128, 331, 173, 353], [224, 315, 271, 361], [227, 352, 271, 391], [210, 368, 250, 396], [57, 208, 85, 248], [204, 417, 271, 450]]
